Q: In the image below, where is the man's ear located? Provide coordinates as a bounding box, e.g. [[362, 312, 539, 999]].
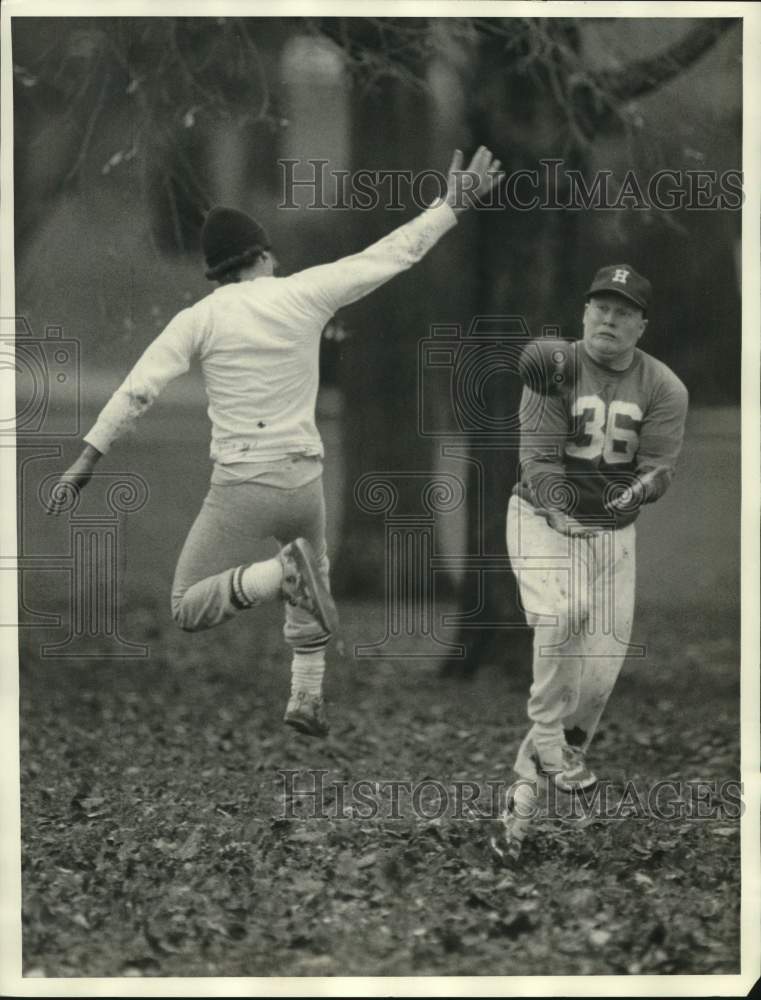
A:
[[639, 317, 648, 339]]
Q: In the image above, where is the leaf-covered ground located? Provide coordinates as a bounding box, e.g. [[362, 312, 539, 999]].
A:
[[19, 595, 740, 978], [18, 405, 741, 977]]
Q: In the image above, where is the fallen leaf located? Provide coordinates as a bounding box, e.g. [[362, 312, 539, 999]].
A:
[[589, 928, 611, 947], [176, 828, 203, 861], [289, 827, 324, 844]]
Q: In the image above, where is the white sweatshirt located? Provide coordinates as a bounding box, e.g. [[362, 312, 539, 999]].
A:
[[84, 201, 458, 463]]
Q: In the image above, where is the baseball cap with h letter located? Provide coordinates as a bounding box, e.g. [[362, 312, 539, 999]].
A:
[[586, 264, 652, 311]]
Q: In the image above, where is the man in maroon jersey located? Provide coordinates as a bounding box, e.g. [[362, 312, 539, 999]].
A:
[[492, 264, 689, 864]]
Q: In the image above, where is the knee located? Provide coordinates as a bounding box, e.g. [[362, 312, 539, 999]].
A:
[[317, 554, 330, 584], [312, 545, 330, 583]]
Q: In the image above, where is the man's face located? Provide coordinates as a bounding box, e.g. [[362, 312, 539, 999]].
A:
[[582, 293, 647, 364]]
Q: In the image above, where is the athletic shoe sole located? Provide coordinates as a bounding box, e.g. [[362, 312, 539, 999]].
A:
[[283, 691, 330, 738], [287, 539, 339, 635], [283, 710, 330, 738]]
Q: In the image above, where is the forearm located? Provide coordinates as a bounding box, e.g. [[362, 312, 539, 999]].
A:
[[517, 386, 570, 512], [49, 442, 103, 510], [80, 443, 103, 465], [522, 462, 572, 512], [84, 383, 156, 455], [290, 146, 502, 319], [61, 442, 103, 475], [634, 464, 673, 504], [633, 376, 689, 505], [295, 201, 458, 316]]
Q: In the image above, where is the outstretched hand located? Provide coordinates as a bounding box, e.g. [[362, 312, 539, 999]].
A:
[[445, 146, 504, 215]]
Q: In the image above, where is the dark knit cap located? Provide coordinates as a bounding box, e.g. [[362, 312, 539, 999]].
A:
[[201, 207, 271, 280]]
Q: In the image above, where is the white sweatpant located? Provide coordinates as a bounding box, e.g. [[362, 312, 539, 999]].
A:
[[506, 495, 636, 779], [171, 475, 331, 650]]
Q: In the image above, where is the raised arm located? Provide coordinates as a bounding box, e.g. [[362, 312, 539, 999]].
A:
[[285, 147, 504, 321]]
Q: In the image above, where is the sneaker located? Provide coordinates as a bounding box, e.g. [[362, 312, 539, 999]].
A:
[[488, 783, 536, 866], [284, 690, 329, 738], [279, 538, 339, 635], [532, 743, 598, 794], [489, 811, 526, 866]]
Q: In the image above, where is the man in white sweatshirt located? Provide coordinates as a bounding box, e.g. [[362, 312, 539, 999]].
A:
[[52, 146, 503, 737]]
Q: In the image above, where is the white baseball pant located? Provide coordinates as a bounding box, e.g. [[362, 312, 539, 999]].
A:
[[506, 494, 636, 778]]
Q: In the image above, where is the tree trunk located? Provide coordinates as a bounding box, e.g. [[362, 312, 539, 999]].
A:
[[333, 78, 441, 593], [441, 25, 586, 676]]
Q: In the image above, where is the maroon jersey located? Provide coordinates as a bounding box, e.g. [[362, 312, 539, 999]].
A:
[[514, 340, 689, 528]]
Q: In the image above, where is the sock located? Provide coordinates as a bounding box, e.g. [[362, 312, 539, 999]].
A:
[[507, 781, 538, 840], [290, 649, 326, 697], [240, 556, 283, 606]]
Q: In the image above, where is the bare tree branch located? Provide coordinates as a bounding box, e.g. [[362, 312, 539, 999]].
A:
[[311, 16, 738, 143], [63, 69, 111, 185], [596, 18, 737, 102]]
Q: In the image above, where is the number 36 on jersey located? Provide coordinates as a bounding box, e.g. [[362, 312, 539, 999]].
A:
[[565, 395, 643, 465]]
